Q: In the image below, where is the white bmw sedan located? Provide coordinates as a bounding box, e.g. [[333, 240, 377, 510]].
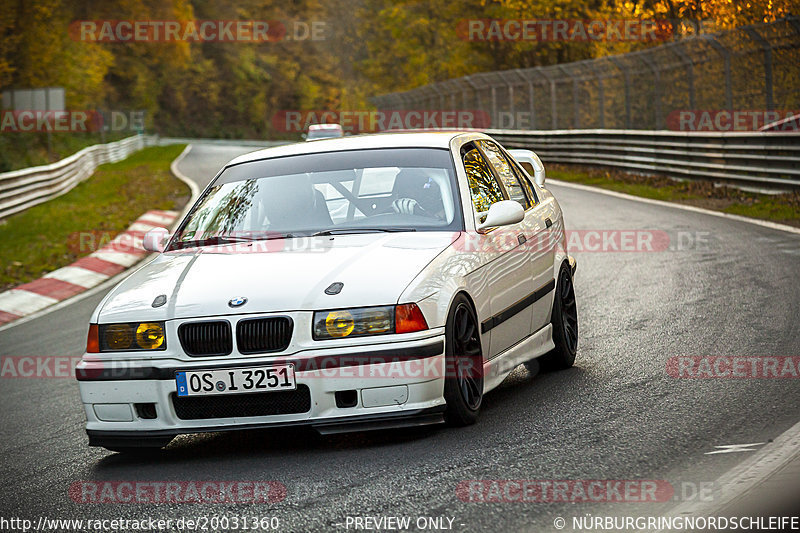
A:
[[76, 131, 578, 452]]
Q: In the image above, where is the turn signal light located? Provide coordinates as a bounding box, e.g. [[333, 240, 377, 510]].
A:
[[395, 303, 428, 334], [86, 324, 99, 353]]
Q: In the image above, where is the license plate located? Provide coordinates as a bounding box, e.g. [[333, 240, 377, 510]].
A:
[[175, 364, 296, 397]]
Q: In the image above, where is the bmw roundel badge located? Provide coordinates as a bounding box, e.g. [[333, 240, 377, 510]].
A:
[[228, 296, 248, 308]]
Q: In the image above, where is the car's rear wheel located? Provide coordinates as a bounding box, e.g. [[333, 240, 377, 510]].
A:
[[537, 262, 578, 371], [443, 295, 483, 426]]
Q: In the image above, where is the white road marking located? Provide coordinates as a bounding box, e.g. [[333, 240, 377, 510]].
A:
[[0, 290, 59, 316], [91, 250, 144, 267], [110, 231, 144, 251], [705, 442, 765, 455], [170, 145, 200, 220], [138, 212, 177, 226], [43, 266, 108, 288], [650, 420, 800, 532], [549, 179, 800, 236], [127, 222, 161, 233]]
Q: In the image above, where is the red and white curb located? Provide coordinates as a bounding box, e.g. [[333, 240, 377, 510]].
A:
[[0, 210, 178, 325]]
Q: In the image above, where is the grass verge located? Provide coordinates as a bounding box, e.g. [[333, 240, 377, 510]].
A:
[[0, 144, 189, 291], [548, 165, 800, 228]]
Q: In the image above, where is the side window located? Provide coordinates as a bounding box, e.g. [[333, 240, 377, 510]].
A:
[[477, 140, 532, 209], [508, 157, 538, 206], [462, 145, 505, 224]]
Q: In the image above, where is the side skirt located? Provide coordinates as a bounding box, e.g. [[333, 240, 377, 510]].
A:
[[481, 324, 554, 394]]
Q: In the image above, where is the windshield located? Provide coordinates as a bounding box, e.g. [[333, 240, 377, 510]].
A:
[[170, 148, 462, 249]]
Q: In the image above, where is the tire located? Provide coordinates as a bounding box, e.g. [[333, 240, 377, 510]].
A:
[[537, 262, 578, 371], [443, 294, 484, 426]]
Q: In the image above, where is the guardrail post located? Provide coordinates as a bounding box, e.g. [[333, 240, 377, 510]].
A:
[[465, 76, 482, 119], [508, 85, 514, 124], [587, 62, 605, 128], [499, 71, 523, 129], [538, 69, 558, 129], [744, 27, 775, 110], [491, 85, 498, 128], [703, 35, 733, 111], [398, 94, 411, 111], [669, 42, 696, 110], [638, 53, 662, 129], [430, 84, 444, 114], [558, 65, 580, 129], [609, 57, 631, 129], [522, 67, 542, 130]]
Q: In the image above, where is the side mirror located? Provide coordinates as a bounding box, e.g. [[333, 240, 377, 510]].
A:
[[509, 149, 546, 187], [534, 168, 546, 187], [477, 200, 524, 232], [143, 227, 169, 252]]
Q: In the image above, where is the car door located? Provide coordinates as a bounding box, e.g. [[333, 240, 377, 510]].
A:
[[501, 147, 558, 334], [461, 142, 534, 359], [478, 140, 556, 336]]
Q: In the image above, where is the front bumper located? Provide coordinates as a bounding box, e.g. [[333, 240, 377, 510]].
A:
[[77, 336, 447, 448]]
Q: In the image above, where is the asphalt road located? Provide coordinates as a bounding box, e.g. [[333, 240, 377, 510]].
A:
[[1, 143, 798, 532]]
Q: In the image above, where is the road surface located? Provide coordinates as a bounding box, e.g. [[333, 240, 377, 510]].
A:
[[1, 143, 798, 532]]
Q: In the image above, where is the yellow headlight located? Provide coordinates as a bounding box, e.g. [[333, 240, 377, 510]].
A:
[[325, 310, 355, 338], [136, 322, 165, 349], [105, 324, 133, 350]]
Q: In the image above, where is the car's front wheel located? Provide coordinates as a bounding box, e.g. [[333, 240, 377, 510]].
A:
[[443, 294, 484, 426]]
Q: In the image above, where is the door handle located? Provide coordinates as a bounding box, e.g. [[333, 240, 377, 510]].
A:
[[517, 234, 527, 245], [545, 218, 552, 228]]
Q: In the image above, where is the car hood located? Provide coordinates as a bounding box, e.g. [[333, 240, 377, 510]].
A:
[[95, 232, 455, 323]]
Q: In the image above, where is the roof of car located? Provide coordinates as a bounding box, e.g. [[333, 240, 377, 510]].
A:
[[308, 123, 343, 130], [227, 131, 479, 166]]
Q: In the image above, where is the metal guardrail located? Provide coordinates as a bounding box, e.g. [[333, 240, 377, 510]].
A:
[[0, 134, 157, 220], [487, 129, 800, 191], [157, 137, 292, 148]]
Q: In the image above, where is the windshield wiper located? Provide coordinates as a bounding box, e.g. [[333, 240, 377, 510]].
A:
[[172, 234, 300, 249], [311, 228, 417, 236]]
